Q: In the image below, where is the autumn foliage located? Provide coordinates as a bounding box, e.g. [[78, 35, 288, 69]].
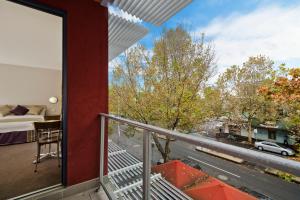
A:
[[259, 68, 300, 102], [259, 66, 300, 135]]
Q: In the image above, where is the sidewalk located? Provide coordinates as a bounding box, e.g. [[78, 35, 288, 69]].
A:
[[195, 146, 244, 164], [265, 168, 300, 184]]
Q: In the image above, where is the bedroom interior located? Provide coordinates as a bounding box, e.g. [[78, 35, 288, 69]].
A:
[[0, 1, 63, 199]]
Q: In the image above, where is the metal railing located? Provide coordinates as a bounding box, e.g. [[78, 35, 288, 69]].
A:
[[99, 113, 300, 200]]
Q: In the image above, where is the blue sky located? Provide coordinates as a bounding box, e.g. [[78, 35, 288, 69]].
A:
[[140, 0, 266, 47], [110, 0, 300, 82]]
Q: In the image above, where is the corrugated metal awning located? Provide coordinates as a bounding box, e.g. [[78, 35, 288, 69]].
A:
[[109, 13, 148, 61], [108, 0, 192, 26], [106, 0, 193, 60]]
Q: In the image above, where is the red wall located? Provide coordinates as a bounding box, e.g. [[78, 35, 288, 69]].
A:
[[35, 0, 108, 186]]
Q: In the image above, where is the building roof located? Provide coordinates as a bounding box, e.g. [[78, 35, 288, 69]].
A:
[[105, 140, 192, 199], [152, 160, 256, 200], [185, 179, 257, 200], [255, 123, 290, 131], [152, 160, 208, 190]]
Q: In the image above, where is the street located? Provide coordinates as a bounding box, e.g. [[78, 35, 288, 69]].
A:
[[110, 130, 300, 200], [170, 141, 300, 200]]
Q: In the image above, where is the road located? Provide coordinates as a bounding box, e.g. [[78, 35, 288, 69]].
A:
[[190, 133, 289, 158], [170, 141, 300, 200], [110, 130, 300, 200]]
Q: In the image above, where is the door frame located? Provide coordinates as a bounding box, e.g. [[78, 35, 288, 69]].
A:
[[8, 0, 68, 186]]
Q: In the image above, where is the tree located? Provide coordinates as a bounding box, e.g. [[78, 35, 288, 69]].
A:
[[217, 55, 275, 143], [110, 27, 215, 162], [259, 66, 300, 136], [199, 86, 224, 119]]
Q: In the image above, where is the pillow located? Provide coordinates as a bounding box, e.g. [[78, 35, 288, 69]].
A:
[[27, 106, 43, 115], [39, 107, 46, 116], [0, 105, 11, 117], [10, 105, 29, 116]]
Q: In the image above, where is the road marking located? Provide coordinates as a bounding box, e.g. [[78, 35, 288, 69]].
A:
[[188, 156, 241, 178]]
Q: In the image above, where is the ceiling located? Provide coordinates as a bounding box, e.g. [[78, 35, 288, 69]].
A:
[[0, 1, 62, 70]]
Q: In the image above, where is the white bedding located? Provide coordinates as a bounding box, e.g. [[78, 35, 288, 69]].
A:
[[0, 115, 44, 123], [0, 121, 35, 133], [0, 115, 44, 133]]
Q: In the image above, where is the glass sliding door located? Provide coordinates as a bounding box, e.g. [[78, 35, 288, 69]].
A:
[[0, 1, 66, 198]]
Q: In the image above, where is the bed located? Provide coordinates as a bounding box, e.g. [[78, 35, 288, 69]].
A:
[[0, 105, 46, 145]]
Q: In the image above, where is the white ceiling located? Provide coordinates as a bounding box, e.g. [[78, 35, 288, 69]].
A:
[[0, 1, 62, 70]]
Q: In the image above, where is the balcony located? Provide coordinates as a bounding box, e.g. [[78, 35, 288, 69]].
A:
[[98, 113, 300, 200], [16, 113, 300, 199]]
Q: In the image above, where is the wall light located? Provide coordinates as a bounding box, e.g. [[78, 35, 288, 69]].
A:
[[49, 96, 58, 104]]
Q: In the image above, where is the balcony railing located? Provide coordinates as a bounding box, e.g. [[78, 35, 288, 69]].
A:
[[99, 113, 300, 200]]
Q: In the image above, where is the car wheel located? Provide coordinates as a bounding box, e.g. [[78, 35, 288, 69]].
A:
[[281, 151, 288, 156], [258, 146, 263, 151]]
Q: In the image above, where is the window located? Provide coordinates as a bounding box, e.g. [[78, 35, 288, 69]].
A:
[[268, 130, 276, 140]]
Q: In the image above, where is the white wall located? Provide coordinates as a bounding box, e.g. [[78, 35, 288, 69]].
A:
[[0, 63, 61, 115], [0, 1, 62, 70], [241, 127, 255, 138]]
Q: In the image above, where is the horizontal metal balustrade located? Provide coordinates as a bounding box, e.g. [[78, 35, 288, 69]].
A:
[[99, 113, 300, 200]]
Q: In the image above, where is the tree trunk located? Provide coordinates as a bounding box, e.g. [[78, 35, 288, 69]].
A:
[[152, 134, 172, 163], [152, 134, 166, 161], [162, 152, 169, 163], [163, 137, 171, 163], [248, 120, 252, 143]]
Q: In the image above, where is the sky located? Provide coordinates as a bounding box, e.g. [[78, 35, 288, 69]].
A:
[[110, 0, 300, 83]]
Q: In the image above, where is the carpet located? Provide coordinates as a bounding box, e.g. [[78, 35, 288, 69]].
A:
[[0, 142, 61, 199]]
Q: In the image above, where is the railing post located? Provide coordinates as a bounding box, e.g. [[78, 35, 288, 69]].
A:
[[99, 115, 105, 190], [143, 130, 151, 200]]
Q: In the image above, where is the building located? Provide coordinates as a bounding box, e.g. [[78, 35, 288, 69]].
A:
[[1, 1, 299, 199], [240, 124, 297, 145]]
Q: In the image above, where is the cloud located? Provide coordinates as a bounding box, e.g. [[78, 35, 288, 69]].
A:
[[109, 6, 142, 23], [195, 4, 300, 78], [108, 61, 116, 73]]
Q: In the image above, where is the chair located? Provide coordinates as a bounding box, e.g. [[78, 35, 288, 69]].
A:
[[34, 120, 61, 172]]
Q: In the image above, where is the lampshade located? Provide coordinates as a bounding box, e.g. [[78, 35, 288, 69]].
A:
[[49, 96, 58, 104]]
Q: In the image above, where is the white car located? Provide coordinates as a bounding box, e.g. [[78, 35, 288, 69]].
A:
[[254, 141, 295, 156]]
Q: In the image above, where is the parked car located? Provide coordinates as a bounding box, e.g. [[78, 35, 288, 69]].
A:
[[255, 141, 295, 156]]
